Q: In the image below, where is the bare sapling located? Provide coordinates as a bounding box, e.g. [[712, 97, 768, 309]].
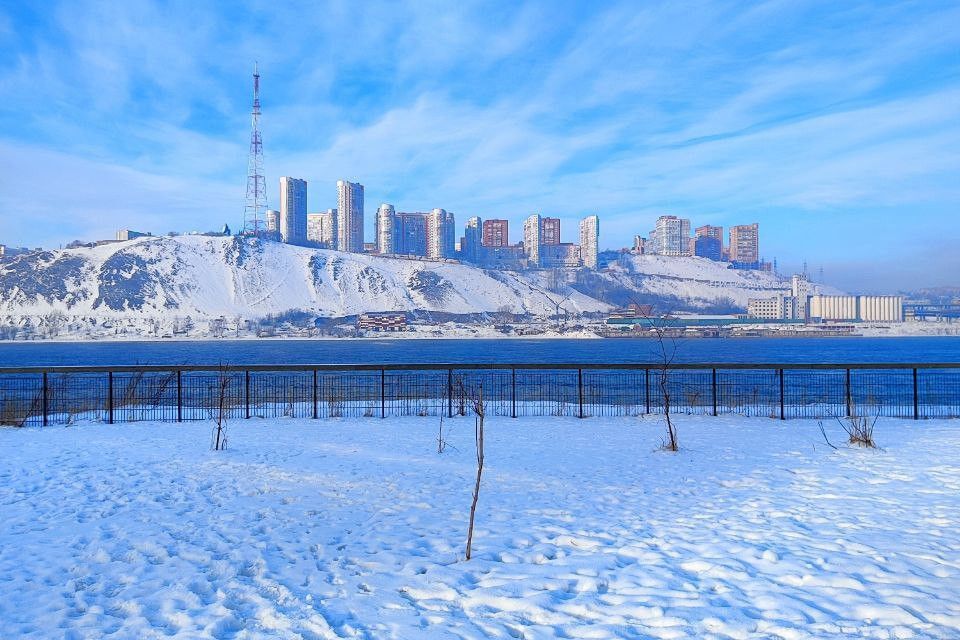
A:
[[640, 303, 679, 451], [437, 414, 447, 454], [210, 367, 230, 451], [456, 377, 467, 416], [465, 383, 485, 560]]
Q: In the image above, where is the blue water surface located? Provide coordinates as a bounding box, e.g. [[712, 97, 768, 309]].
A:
[[0, 337, 958, 367]]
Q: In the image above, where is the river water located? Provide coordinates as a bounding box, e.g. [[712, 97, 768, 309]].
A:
[[1, 337, 958, 367]]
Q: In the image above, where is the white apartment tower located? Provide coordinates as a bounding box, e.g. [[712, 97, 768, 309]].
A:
[[307, 209, 336, 247], [265, 209, 280, 239], [336, 180, 364, 252], [376, 204, 396, 254], [427, 208, 456, 259], [523, 213, 542, 267], [279, 177, 307, 245], [648, 215, 691, 256], [579, 215, 599, 269]]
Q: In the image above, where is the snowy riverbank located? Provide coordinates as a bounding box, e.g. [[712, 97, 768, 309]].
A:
[[2, 415, 959, 638]]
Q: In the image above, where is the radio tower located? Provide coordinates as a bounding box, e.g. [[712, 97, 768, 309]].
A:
[[242, 63, 267, 236]]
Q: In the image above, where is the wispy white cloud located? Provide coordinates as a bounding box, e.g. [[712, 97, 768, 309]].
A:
[[1, 0, 958, 289]]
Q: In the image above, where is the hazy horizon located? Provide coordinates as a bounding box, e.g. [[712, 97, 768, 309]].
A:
[[1, 1, 958, 292]]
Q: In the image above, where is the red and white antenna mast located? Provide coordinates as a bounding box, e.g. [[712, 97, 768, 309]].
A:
[[242, 62, 267, 236]]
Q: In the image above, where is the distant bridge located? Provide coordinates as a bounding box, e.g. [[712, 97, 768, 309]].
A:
[[904, 303, 960, 321]]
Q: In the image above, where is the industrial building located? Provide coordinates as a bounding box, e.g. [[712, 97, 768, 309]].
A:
[[809, 295, 903, 322], [747, 274, 903, 324], [747, 295, 799, 320]]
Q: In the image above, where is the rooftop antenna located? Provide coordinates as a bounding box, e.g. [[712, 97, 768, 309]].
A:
[[242, 62, 267, 236]]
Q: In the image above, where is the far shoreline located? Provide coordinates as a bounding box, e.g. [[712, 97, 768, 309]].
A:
[[2, 331, 959, 346]]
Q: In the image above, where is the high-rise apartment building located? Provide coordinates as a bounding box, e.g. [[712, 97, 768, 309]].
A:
[[307, 209, 336, 247], [396, 213, 428, 256], [279, 177, 307, 245], [336, 180, 364, 252], [523, 214, 542, 267], [728, 223, 759, 264], [647, 215, 691, 256], [265, 209, 280, 239], [376, 204, 396, 254], [694, 236, 722, 261], [541, 217, 560, 245], [482, 219, 509, 248], [695, 225, 723, 244], [694, 225, 723, 260], [579, 215, 599, 269], [376, 207, 443, 257], [461, 216, 482, 263], [427, 208, 456, 259]]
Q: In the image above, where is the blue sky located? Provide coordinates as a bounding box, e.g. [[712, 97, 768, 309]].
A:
[[1, 0, 958, 291]]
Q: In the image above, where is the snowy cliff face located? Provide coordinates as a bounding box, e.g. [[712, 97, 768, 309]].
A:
[[591, 254, 801, 308], [0, 235, 608, 319]]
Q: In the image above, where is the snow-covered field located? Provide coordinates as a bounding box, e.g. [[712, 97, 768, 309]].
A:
[[2, 414, 959, 639]]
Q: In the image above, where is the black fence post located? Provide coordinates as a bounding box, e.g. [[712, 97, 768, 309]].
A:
[[845, 368, 852, 417], [511, 368, 517, 419], [107, 371, 114, 424], [578, 368, 584, 419], [380, 368, 386, 419], [42, 371, 48, 427], [245, 370, 251, 420], [711, 368, 718, 416], [313, 369, 319, 419], [176, 370, 182, 422], [645, 368, 650, 414], [913, 367, 919, 420], [778, 368, 785, 421], [447, 369, 453, 418]]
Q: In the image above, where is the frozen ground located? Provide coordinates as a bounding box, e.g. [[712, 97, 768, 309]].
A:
[[1, 414, 959, 639]]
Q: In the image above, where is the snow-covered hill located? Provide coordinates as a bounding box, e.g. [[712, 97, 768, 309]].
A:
[[586, 253, 837, 309], [0, 237, 841, 339], [0, 235, 607, 320]]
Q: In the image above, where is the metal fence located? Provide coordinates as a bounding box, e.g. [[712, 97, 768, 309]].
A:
[[1, 363, 958, 426]]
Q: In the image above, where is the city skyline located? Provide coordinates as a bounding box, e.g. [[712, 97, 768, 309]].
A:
[[2, 1, 959, 291]]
